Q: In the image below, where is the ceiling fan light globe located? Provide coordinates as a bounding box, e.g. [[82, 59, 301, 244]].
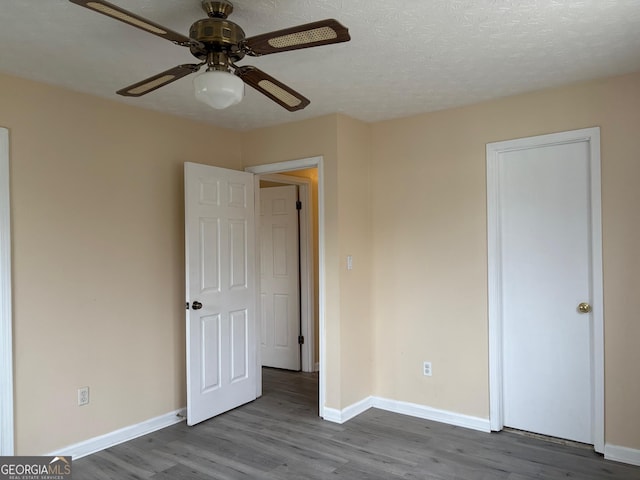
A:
[[194, 70, 244, 109]]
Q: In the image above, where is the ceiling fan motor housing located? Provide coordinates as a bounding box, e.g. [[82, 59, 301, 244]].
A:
[[189, 18, 246, 63]]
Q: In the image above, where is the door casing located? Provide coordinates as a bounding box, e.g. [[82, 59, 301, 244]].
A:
[[246, 156, 325, 417], [0, 128, 13, 455], [486, 127, 604, 452]]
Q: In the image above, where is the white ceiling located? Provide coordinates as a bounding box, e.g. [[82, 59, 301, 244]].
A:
[[1, 1, 639, 131]]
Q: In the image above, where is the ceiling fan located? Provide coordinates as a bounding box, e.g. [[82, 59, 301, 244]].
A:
[[68, 0, 351, 111]]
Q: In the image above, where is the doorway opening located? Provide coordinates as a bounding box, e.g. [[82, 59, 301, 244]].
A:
[[246, 156, 324, 417], [259, 173, 317, 373]]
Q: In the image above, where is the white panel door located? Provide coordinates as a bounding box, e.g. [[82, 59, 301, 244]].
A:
[[260, 186, 301, 370], [494, 134, 599, 444], [185, 162, 257, 426]]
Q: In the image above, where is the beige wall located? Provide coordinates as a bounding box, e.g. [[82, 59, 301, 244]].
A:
[[1, 73, 242, 454], [336, 115, 373, 406], [4, 67, 639, 455], [370, 72, 640, 449]]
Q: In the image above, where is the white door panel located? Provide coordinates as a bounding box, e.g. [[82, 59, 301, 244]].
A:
[[260, 185, 301, 370], [487, 128, 603, 447], [500, 141, 592, 443], [185, 162, 257, 426]]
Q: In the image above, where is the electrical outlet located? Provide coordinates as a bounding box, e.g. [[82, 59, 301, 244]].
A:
[[423, 361, 432, 377], [78, 387, 89, 406]]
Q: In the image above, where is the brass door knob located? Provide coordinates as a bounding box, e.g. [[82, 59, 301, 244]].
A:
[[577, 302, 592, 314]]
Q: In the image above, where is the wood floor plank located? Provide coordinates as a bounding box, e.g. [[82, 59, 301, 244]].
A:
[[73, 368, 640, 479], [152, 441, 273, 479]]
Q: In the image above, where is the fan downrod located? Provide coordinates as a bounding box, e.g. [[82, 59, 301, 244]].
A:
[[201, 0, 234, 19]]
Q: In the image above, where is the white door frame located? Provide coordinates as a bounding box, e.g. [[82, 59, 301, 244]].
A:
[[245, 156, 325, 417], [259, 174, 315, 373], [486, 127, 604, 452], [0, 128, 14, 455]]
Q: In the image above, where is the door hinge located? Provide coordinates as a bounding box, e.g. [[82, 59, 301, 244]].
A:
[[298, 335, 304, 345], [296, 200, 302, 210]]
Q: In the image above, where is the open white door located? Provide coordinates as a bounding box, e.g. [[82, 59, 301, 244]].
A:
[[185, 162, 258, 426]]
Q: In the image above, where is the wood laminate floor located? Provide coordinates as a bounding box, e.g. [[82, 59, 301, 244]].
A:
[[74, 368, 640, 479]]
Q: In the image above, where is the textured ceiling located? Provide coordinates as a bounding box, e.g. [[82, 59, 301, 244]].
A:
[[1, 1, 639, 131]]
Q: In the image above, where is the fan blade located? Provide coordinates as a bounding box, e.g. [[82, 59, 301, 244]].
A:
[[244, 19, 350, 56], [69, 0, 192, 46], [236, 66, 310, 111], [117, 64, 201, 97]]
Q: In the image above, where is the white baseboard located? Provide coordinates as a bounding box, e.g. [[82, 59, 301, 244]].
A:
[[322, 395, 490, 433], [372, 397, 490, 432], [323, 397, 373, 424], [47, 408, 186, 459], [321, 407, 342, 423], [605, 444, 640, 467], [343, 396, 374, 422]]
